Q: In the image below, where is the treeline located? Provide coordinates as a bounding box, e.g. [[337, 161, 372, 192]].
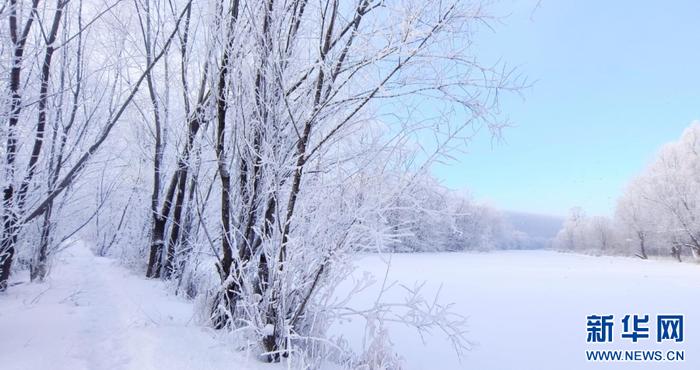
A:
[[554, 123, 700, 262], [385, 175, 536, 252]]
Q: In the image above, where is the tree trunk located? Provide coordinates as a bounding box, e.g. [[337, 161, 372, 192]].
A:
[[162, 159, 189, 279], [0, 0, 39, 291], [146, 215, 167, 278], [210, 0, 241, 329], [671, 245, 682, 262], [0, 187, 17, 291], [31, 204, 53, 281], [146, 114, 199, 279], [637, 233, 648, 260], [161, 110, 201, 278]]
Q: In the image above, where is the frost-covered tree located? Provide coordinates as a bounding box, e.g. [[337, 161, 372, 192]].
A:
[[191, 0, 522, 362], [556, 122, 700, 260], [0, 0, 524, 366], [0, 0, 192, 289], [553, 208, 620, 254], [614, 122, 700, 260], [616, 180, 660, 259], [553, 207, 586, 251], [384, 175, 515, 252]]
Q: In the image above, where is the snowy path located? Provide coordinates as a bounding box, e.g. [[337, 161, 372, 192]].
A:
[[0, 243, 270, 370]]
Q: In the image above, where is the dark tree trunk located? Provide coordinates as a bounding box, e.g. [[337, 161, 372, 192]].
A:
[[147, 110, 200, 279], [0, 186, 17, 291], [0, 0, 41, 291], [24, 2, 66, 281], [31, 204, 53, 281], [671, 245, 682, 262], [210, 0, 240, 330], [146, 216, 167, 278], [161, 112, 201, 278], [141, 0, 165, 278], [147, 171, 179, 278], [636, 232, 648, 260], [162, 158, 189, 278]]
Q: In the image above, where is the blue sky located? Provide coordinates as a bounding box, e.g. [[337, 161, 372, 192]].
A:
[[433, 0, 700, 217]]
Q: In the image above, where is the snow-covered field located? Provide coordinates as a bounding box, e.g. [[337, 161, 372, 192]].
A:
[[338, 251, 700, 370], [1, 245, 698, 370]]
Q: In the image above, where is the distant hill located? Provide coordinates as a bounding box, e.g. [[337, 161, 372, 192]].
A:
[[503, 211, 564, 249]]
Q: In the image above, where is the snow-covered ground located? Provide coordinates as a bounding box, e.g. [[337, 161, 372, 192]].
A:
[[2, 245, 699, 370], [337, 251, 700, 370], [0, 243, 275, 370]]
